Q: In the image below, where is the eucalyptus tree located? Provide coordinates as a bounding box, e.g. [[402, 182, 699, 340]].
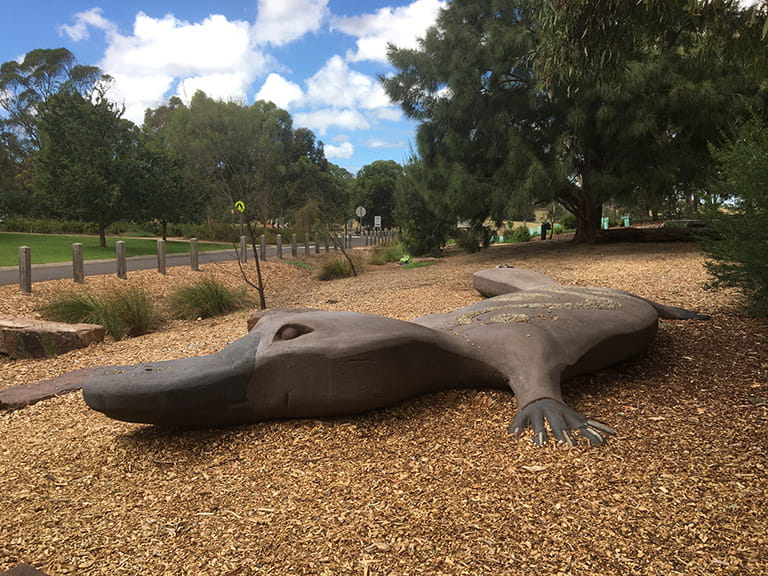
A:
[[160, 92, 296, 231], [351, 160, 404, 230], [36, 89, 138, 247], [384, 0, 767, 242], [0, 48, 106, 156]]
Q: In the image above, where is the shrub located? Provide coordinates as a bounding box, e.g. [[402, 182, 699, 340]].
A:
[[40, 287, 161, 340], [559, 213, 577, 231], [317, 257, 357, 281], [168, 277, 251, 320], [509, 225, 532, 243], [453, 224, 493, 253], [701, 116, 768, 317], [369, 241, 406, 265], [112, 288, 164, 337]]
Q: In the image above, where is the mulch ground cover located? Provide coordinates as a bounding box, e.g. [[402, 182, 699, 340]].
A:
[[1, 239, 766, 575]]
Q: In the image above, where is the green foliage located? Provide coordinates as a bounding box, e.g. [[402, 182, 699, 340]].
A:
[[559, 213, 577, 231], [317, 257, 357, 281], [0, 48, 105, 155], [453, 224, 493, 254], [288, 260, 313, 270], [509, 225, 532, 243], [393, 159, 453, 257], [369, 241, 406, 265], [384, 0, 767, 243], [111, 288, 164, 338], [36, 89, 138, 247], [352, 160, 403, 230], [40, 287, 162, 340], [401, 260, 438, 270], [1, 217, 99, 235], [701, 117, 768, 317], [168, 277, 251, 320]]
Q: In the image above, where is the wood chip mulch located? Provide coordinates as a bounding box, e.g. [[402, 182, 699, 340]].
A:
[[1, 240, 766, 576]]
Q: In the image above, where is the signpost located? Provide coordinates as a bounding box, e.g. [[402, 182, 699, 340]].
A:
[[355, 205, 366, 231], [374, 215, 382, 230], [235, 201, 246, 236]]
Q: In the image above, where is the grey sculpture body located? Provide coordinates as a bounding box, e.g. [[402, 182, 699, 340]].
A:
[[82, 268, 707, 444]]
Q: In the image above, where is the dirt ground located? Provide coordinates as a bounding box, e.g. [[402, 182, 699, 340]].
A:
[[1, 239, 766, 576]]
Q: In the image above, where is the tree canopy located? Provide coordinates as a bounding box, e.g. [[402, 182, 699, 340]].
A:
[[352, 160, 403, 230], [384, 0, 768, 242], [0, 48, 107, 156], [36, 89, 137, 247]]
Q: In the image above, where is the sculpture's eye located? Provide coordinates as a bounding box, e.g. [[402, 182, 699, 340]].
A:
[[276, 324, 313, 341]]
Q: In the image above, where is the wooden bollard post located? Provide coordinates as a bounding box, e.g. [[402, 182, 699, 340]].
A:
[[277, 234, 283, 259], [19, 246, 31, 293], [190, 238, 199, 271], [72, 243, 84, 283], [116, 241, 127, 279], [240, 235, 248, 263], [157, 239, 166, 274], [314, 233, 320, 254], [260, 235, 266, 260], [291, 234, 298, 257]]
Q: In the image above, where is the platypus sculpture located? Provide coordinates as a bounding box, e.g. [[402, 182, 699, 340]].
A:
[[82, 267, 707, 445]]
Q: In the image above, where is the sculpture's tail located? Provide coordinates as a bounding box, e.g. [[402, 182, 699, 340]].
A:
[[472, 267, 561, 297], [629, 296, 710, 320]]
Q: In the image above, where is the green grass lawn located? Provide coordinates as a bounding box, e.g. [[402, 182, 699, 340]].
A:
[[0, 232, 228, 266]]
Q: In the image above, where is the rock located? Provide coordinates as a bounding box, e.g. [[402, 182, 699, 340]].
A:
[[0, 315, 105, 359], [0, 564, 52, 576], [0, 367, 101, 410]]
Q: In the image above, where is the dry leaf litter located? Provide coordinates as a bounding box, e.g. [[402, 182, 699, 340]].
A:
[[0, 240, 766, 576]]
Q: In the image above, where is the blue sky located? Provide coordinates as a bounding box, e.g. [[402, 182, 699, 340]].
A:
[[1, 0, 447, 174]]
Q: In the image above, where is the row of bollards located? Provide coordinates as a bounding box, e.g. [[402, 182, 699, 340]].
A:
[[17, 239, 202, 294], [16, 230, 397, 293]]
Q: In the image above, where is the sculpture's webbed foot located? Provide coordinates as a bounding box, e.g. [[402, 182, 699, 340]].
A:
[[509, 398, 616, 446]]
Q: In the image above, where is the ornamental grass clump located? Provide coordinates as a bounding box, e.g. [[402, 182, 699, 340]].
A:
[[369, 241, 407, 265], [40, 287, 162, 340], [317, 257, 357, 281], [168, 277, 251, 320]]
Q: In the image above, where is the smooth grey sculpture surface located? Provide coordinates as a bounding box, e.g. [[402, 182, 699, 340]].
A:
[[81, 267, 707, 445]]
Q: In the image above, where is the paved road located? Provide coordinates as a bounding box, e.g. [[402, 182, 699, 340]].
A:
[[1, 237, 367, 286]]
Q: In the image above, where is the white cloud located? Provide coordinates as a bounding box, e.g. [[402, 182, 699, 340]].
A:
[[293, 108, 370, 135], [65, 11, 271, 123], [324, 141, 355, 159], [253, 0, 329, 46], [103, 13, 266, 78], [59, 8, 117, 41], [106, 73, 174, 123], [305, 55, 391, 109], [334, 0, 446, 63], [372, 107, 402, 122], [368, 138, 405, 149], [176, 74, 251, 104], [255, 73, 305, 109]]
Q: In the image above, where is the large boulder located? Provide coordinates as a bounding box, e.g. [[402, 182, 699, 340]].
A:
[[0, 315, 105, 359]]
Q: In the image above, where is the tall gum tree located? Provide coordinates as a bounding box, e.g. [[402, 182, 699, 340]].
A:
[[384, 0, 768, 243]]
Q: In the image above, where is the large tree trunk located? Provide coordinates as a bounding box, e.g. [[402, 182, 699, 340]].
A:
[[571, 192, 603, 244]]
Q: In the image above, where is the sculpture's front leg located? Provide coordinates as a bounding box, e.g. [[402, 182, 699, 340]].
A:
[[509, 398, 616, 446]]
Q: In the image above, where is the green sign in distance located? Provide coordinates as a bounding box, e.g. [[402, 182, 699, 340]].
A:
[[235, 201, 246, 213]]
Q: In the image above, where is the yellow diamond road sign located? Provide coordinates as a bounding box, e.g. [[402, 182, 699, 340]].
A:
[[235, 201, 246, 213]]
